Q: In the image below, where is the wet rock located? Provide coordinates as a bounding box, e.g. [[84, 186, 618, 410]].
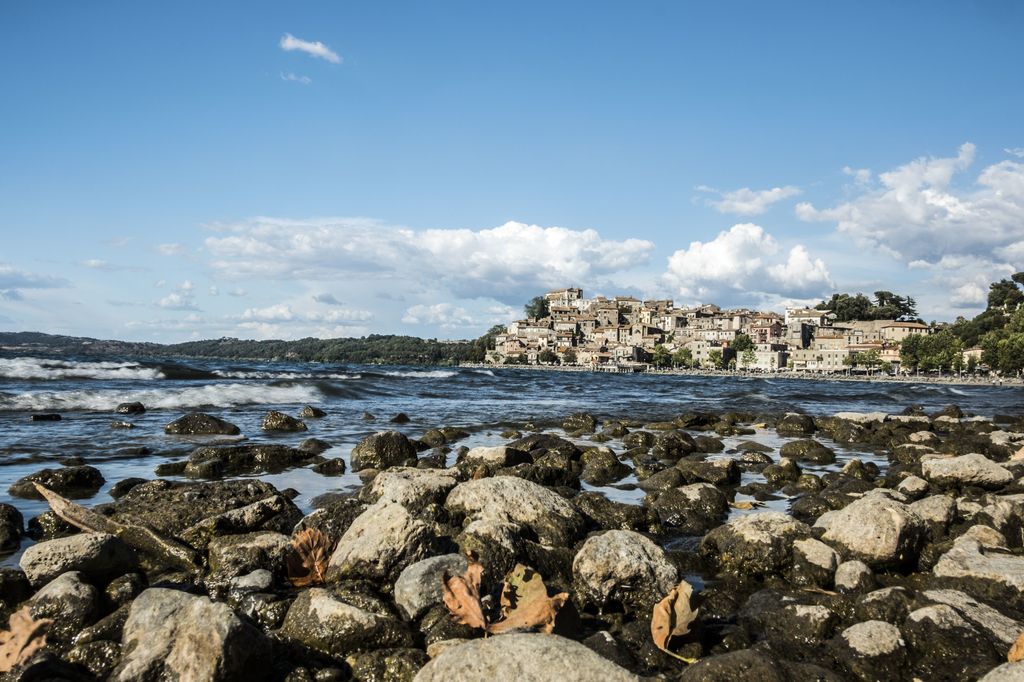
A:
[[896, 475, 929, 500], [105, 572, 145, 607], [312, 458, 347, 476], [739, 591, 839, 648], [326, 501, 433, 582], [420, 427, 470, 448], [653, 431, 697, 460], [9, 465, 105, 500], [0, 568, 32, 609], [572, 492, 650, 532], [763, 458, 801, 485], [262, 410, 307, 432], [30, 413, 61, 421], [180, 493, 304, 549], [294, 498, 366, 539], [299, 405, 327, 418], [831, 620, 907, 681], [113, 588, 272, 681], [777, 413, 816, 436], [834, 560, 875, 594], [933, 537, 1024, 601], [453, 518, 524, 579], [573, 530, 677, 611], [649, 483, 727, 533], [108, 477, 147, 499], [361, 467, 458, 509], [351, 431, 418, 471], [413, 633, 639, 682], [676, 459, 740, 486], [111, 420, 134, 429], [115, 401, 146, 415], [601, 422, 630, 438], [636, 466, 684, 491], [298, 438, 333, 455], [815, 494, 927, 568], [185, 443, 318, 477], [909, 494, 956, 540], [580, 447, 630, 485], [164, 412, 241, 435], [25, 510, 76, 541], [903, 604, 1001, 680], [463, 445, 530, 467], [622, 431, 655, 450], [349, 648, 429, 681], [791, 537, 839, 588], [65, 639, 122, 678], [0, 503, 24, 552], [29, 571, 99, 642], [20, 532, 137, 587], [922, 453, 1013, 490], [779, 439, 836, 464], [677, 649, 796, 682], [394, 554, 467, 620], [390, 413, 411, 424], [208, 531, 292, 583], [700, 512, 811, 575], [920, 588, 1023, 650], [445, 476, 586, 547], [580, 630, 636, 669], [563, 412, 599, 433], [855, 586, 912, 624], [281, 588, 412, 658], [693, 435, 725, 453]]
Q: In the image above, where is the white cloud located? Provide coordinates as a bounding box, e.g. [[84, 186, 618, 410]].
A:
[[209, 286, 219, 296], [204, 218, 654, 304], [312, 293, 343, 305], [241, 303, 373, 324], [158, 243, 185, 256], [950, 280, 988, 308], [1005, 148, 1024, 159], [842, 166, 872, 185], [0, 264, 69, 291], [83, 259, 108, 269], [279, 34, 341, 64], [697, 185, 801, 216], [242, 303, 294, 322], [281, 72, 312, 85], [402, 303, 475, 329], [228, 288, 247, 297], [663, 223, 833, 301], [156, 281, 198, 311]]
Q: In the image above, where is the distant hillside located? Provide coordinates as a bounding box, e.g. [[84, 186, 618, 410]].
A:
[[0, 331, 494, 366]]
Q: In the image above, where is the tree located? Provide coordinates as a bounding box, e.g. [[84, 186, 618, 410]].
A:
[[538, 349, 558, 364], [732, 333, 754, 352], [562, 348, 577, 365], [740, 348, 756, 369], [524, 296, 549, 320], [652, 344, 671, 368], [708, 350, 723, 369], [672, 347, 693, 368]]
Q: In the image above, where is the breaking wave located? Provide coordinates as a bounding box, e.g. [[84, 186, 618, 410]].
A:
[[0, 382, 322, 412], [212, 369, 360, 380], [382, 370, 458, 379], [0, 357, 164, 381]]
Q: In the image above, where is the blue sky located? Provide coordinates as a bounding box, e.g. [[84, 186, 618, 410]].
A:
[[2, 1, 1023, 341]]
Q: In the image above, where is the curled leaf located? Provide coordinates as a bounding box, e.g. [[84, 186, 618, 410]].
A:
[[488, 563, 567, 634], [651, 580, 699, 663], [1010, 631, 1024, 663], [0, 607, 52, 673], [442, 551, 486, 630], [287, 528, 335, 587]]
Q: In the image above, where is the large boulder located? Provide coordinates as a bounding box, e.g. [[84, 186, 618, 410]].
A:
[[831, 620, 907, 681], [112, 588, 271, 681], [361, 467, 459, 509], [20, 532, 137, 587], [776, 413, 816, 436], [351, 431, 418, 471], [326, 500, 434, 581], [9, 465, 105, 499], [445, 476, 586, 547], [164, 412, 241, 435], [185, 444, 316, 477], [779, 439, 836, 464], [815, 495, 927, 569], [207, 531, 292, 582], [29, 571, 99, 642], [700, 512, 811, 575], [394, 554, 468, 620], [261, 410, 307, 432], [922, 453, 1014, 490], [462, 446, 530, 468], [572, 530, 677, 610], [280, 588, 412, 657], [933, 537, 1024, 601], [413, 633, 638, 682]]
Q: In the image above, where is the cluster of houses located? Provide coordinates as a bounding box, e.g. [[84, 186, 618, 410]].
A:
[[487, 288, 933, 372]]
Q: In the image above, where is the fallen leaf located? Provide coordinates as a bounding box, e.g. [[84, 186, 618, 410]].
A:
[[729, 500, 763, 510], [1010, 631, 1024, 663], [472, 465, 487, 480], [1012, 446, 1024, 462], [488, 564, 567, 634], [651, 580, 699, 663], [0, 607, 52, 673], [287, 528, 335, 587], [442, 551, 486, 630]]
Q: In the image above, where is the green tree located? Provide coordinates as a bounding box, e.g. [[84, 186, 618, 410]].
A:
[[708, 349, 723, 369], [652, 344, 671, 368], [538, 349, 558, 364], [672, 347, 693, 368], [562, 348, 577, 364], [524, 296, 550, 319], [740, 348, 757, 369], [732, 333, 754, 352]]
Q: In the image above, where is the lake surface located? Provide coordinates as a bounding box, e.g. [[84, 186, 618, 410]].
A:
[[2, 353, 1022, 566]]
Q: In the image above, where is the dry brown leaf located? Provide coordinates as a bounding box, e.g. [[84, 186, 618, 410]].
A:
[[1012, 446, 1024, 462], [442, 551, 486, 630], [471, 465, 487, 480], [0, 607, 52, 673], [287, 528, 335, 587], [651, 580, 698, 662], [729, 500, 763, 510], [1010, 631, 1024, 663], [488, 563, 567, 634]]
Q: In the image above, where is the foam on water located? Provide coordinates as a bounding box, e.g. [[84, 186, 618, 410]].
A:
[[0, 357, 164, 381], [0, 382, 322, 412], [383, 369, 458, 379], [212, 369, 360, 380]]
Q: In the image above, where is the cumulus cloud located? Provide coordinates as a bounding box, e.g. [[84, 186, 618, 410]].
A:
[[241, 303, 373, 324], [279, 34, 341, 64], [158, 243, 185, 256], [204, 218, 655, 304], [402, 303, 475, 329], [842, 166, 872, 186], [697, 185, 801, 216], [280, 72, 312, 85], [1005, 148, 1024, 159], [663, 223, 833, 301], [156, 281, 198, 311]]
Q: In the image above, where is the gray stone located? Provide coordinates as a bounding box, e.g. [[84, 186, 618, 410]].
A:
[[463, 446, 528, 467], [909, 494, 956, 538], [413, 632, 638, 682], [361, 467, 458, 509], [833, 620, 906, 680], [0, 504, 24, 552], [700, 511, 811, 574], [792, 537, 839, 587], [261, 410, 307, 432], [351, 431, 418, 471], [394, 554, 468, 620], [981, 663, 1024, 681], [896, 475, 930, 499], [29, 571, 99, 642], [327, 500, 433, 581], [572, 530, 677, 610], [280, 587, 412, 657], [9, 465, 105, 499], [445, 476, 586, 547], [20, 531, 137, 587], [780, 439, 836, 464], [834, 560, 875, 594], [113, 588, 271, 681], [933, 537, 1024, 600], [923, 453, 1013, 490], [816, 495, 926, 568], [208, 531, 292, 581], [164, 412, 241, 435]]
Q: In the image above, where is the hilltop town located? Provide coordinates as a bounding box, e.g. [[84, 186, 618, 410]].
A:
[[488, 287, 940, 373]]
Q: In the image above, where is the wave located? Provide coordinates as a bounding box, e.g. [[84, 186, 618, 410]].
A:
[[0, 382, 322, 412], [382, 370, 458, 379], [0, 357, 164, 381], [212, 370, 360, 380], [471, 369, 495, 377]]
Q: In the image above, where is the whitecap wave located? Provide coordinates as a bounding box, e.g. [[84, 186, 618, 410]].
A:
[[0, 357, 164, 381], [212, 370, 360, 380], [0, 382, 322, 412], [472, 369, 495, 377], [383, 370, 458, 379]]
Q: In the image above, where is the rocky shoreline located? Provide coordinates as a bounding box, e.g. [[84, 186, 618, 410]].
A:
[[0, 404, 1023, 681]]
